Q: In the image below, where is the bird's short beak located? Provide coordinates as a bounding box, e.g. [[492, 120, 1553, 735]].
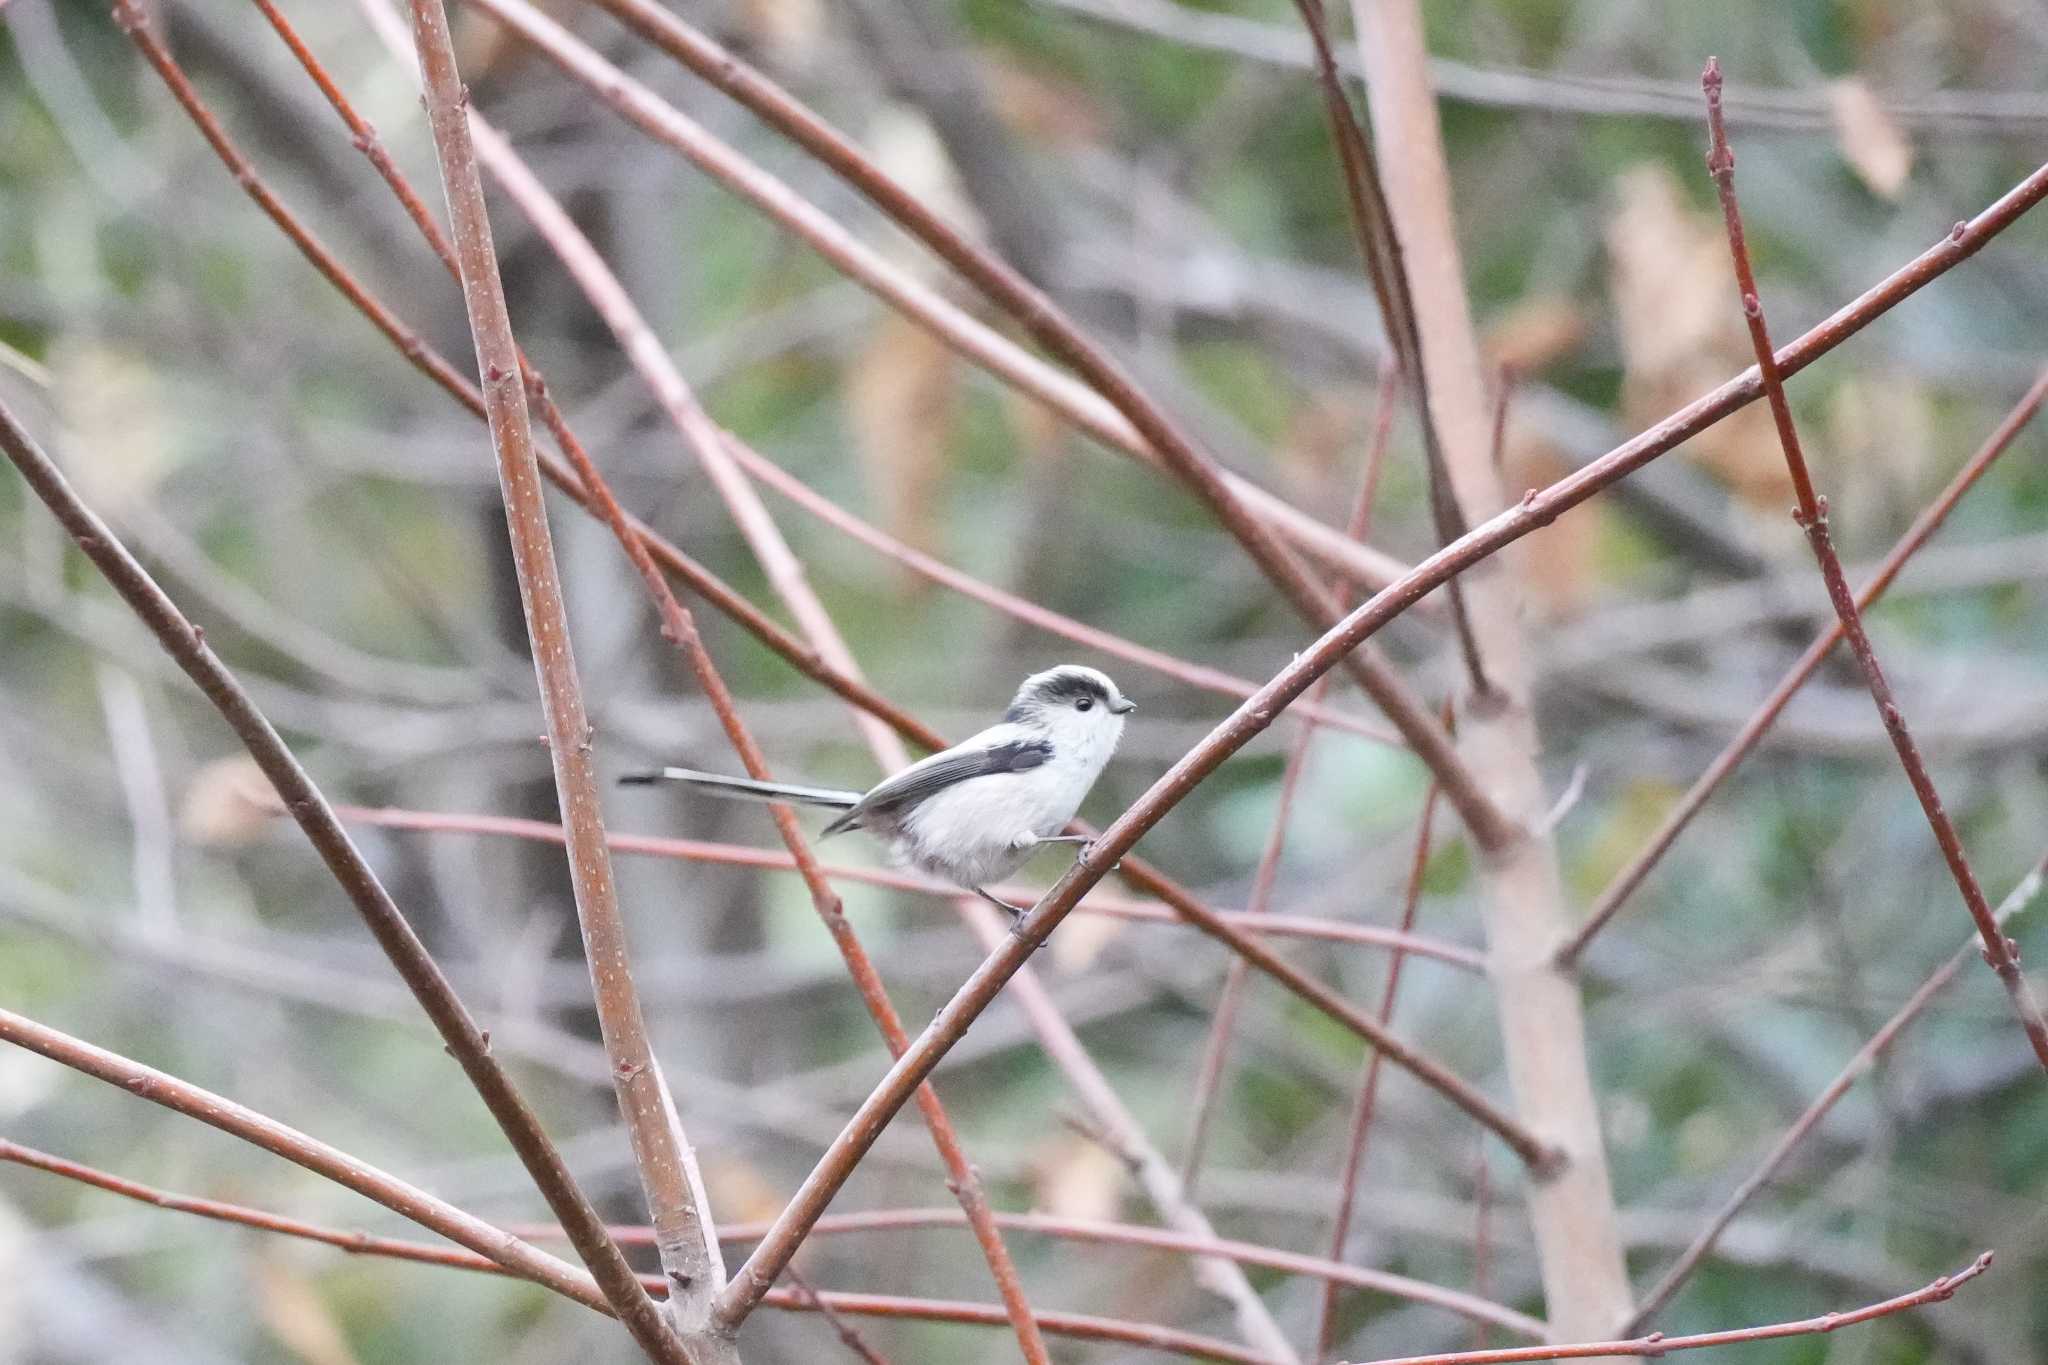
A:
[[1110, 697, 1136, 714]]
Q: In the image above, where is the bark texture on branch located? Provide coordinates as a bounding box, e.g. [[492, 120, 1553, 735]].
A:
[[1345, 0, 1636, 1350]]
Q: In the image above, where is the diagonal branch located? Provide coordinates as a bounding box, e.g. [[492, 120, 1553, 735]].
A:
[[1561, 364, 2048, 965], [1341, 1254, 1991, 1365], [403, 0, 728, 1355], [0, 1014, 610, 1313], [1701, 57, 2048, 1073], [0, 360, 680, 1358], [1628, 853, 2048, 1328]]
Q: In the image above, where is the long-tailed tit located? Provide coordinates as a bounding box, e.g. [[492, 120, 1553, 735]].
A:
[[621, 665, 1133, 916]]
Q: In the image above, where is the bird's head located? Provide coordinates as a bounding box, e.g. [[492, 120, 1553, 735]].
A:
[[1005, 665, 1133, 763]]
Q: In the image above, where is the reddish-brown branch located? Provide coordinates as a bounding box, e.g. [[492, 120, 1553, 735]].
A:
[[0, 1016, 610, 1313], [404, 2, 723, 1354], [326, 801, 1485, 967], [0, 323, 672, 1357], [1342, 1253, 1991, 1364], [1561, 364, 2048, 965], [1315, 779, 1444, 1362], [491, 0, 1514, 852], [1702, 57, 2048, 1072], [1627, 854, 2048, 1329]]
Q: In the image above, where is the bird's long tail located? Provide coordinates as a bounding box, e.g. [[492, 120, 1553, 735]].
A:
[[618, 766, 860, 811]]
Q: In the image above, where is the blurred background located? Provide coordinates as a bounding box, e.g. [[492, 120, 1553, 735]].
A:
[[4, 0, 2048, 1360]]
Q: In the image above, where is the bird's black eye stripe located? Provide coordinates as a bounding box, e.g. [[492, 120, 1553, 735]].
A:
[[1076, 697, 1094, 712]]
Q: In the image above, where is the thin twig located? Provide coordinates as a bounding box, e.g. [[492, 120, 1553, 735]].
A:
[[1701, 57, 2048, 1072], [1627, 853, 2048, 1328], [403, 1, 726, 1353], [782, 1266, 894, 1365], [1560, 363, 2048, 965], [0, 356, 678, 1359], [326, 802, 1486, 967], [0, 1017, 611, 1313], [1313, 778, 1444, 1363], [1341, 1253, 1992, 1364]]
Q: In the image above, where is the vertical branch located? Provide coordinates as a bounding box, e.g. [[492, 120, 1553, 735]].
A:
[[1700, 59, 2048, 1073], [402, 2, 732, 1356], [1345, 0, 1638, 1348]]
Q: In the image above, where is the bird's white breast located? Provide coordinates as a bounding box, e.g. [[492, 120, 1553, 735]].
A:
[[893, 737, 1111, 888]]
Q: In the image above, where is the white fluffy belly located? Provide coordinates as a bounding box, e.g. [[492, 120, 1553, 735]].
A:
[[890, 766, 1081, 888]]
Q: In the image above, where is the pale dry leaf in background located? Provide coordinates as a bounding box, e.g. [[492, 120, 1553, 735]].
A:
[[1828, 78, 1914, 200], [179, 754, 276, 847], [980, 52, 1107, 146], [864, 105, 984, 280], [1826, 372, 1934, 490], [737, 0, 826, 74], [1277, 385, 1375, 494], [1482, 293, 1589, 377], [1030, 1131, 1127, 1223], [847, 311, 959, 558], [703, 1152, 788, 1226], [54, 341, 179, 517], [256, 1259, 363, 1365], [1048, 902, 1127, 973], [1500, 431, 1606, 618], [1606, 163, 1793, 519]]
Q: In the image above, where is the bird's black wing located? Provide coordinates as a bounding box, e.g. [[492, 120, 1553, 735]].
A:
[[822, 734, 1051, 837]]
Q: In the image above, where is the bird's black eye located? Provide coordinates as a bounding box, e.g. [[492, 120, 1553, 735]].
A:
[[1075, 697, 1094, 712]]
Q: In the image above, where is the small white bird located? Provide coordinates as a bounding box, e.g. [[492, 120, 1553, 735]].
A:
[[621, 665, 1134, 916]]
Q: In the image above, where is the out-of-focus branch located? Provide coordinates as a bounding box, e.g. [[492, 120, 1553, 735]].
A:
[[1315, 778, 1444, 1361], [0, 341, 677, 1359], [1629, 854, 2048, 1328], [0, 1015, 610, 1313], [1340, 1254, 1992, 1364], [1033, 0, 2048, 136], [403, 2, 727, 1356], [1701, 58, 2048, 1074], [1345, 0, 1634, 1345], [1561, 364, 2048, 965], [326, 802, 1487, 967]]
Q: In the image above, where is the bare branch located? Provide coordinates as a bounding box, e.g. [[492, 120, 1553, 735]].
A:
[[0, 1015, 609, 1313], [1341, 1254, 1992, 1364], [402, 0, 725, 1354], [1561, 364, 2048, 965], [1701, 57, 2048, 1073]]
